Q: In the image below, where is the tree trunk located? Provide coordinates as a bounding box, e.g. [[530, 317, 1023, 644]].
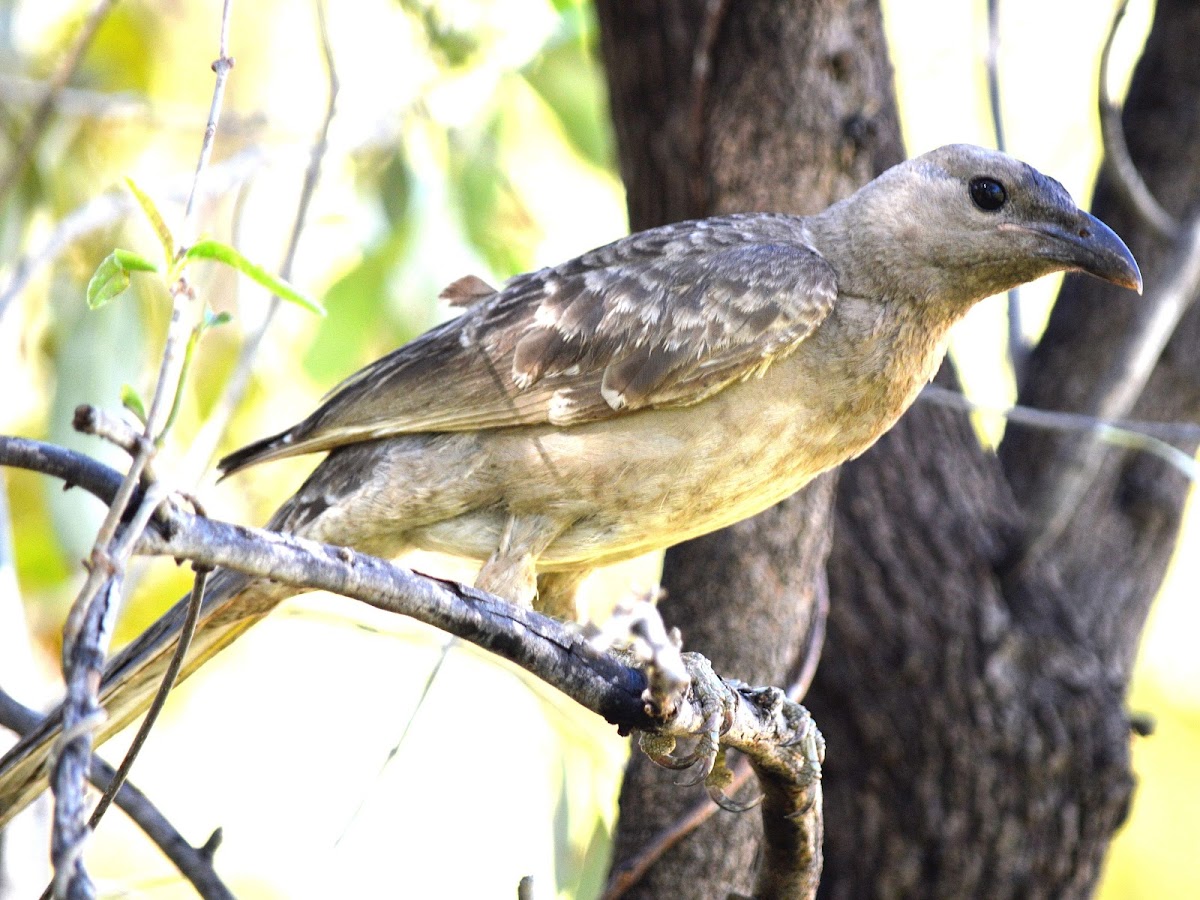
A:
[[598, 1, 903, 896], [597, 0, 1198, 897]]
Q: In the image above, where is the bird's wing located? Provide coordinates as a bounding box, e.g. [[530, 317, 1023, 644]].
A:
[[219, 215, 837, 474]]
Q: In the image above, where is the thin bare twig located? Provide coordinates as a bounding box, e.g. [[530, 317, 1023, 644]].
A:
[[87, 566, 210, 831], [787, 576, 829, 704], [183, 0, 340, 483], [285, 0, 338, 285], [334, 633, 454, 848], [46, 1, 240, 893], [0, 0, 120, 206], [919, 384, 1200, 480], [1097, 0, 1177, 242], [1020, 217, 1200, 565], [984, 0, 1026, 385], [602, 787, 728, 900], [72, 404, 150, 467], [984, 0, 1005, 154], [0, 689, 233, 900], [182, 0, 236, 228]]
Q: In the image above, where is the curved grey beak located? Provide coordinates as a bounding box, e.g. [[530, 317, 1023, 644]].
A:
[[1044, 212, 1143, 294]]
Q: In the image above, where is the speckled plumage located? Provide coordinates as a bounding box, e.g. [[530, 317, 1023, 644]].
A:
[[0, 145, 1143, 827], [221, 214, 839, 468], [216, 145, 1140, 617]]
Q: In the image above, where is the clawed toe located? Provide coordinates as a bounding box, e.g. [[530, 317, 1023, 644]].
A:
[[707, 781, 763, 813], [639, 733, 698, 771]]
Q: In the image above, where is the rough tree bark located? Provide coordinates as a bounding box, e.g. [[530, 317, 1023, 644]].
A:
[[597, 0, 1198, 898], [597, 0, 903, 895]]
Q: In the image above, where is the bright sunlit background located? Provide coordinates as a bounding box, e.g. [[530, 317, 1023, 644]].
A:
[[0, 0, 1194, 897]]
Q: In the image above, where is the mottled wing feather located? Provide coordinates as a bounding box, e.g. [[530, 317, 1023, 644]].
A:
[[219, 214, 838, 474]]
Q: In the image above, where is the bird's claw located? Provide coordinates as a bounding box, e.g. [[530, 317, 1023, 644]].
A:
[[707, 780, 763, 813], [639, 732, 698, 770], [638, 651, 741, 798], [702, 747, 762, 812], [672, 709, 723, 785]]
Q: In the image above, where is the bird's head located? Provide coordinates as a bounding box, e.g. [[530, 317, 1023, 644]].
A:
[[814, 143, 1141, 309]]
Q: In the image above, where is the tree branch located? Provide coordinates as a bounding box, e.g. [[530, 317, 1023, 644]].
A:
[[1019, 216, 1200, 564], [0, 435, 822, 851], [45, 2, 241, 893], [1097, 0, 1177, 242], [602, 580, 829, 899], [85, 566, 208, 832], [1014, 0, 1200, 566], [918, 384, 1200, 480], [181, 0, 236, 228], [0, 689, 233, 900]]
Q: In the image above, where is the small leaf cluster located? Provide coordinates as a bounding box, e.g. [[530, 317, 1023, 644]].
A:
[[87, 179, 322, 430], [87, 178, 323, 316]]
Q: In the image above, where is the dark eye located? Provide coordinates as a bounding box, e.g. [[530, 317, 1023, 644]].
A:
[[969, 177, 1007, 211]]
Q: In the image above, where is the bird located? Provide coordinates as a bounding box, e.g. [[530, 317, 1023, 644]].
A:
[[0, 144, 1141, 823]]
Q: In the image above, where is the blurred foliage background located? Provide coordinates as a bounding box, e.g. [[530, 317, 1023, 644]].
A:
[[0, 0, 1194, 897]]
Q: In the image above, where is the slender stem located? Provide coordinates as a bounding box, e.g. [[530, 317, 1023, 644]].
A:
[[181, 0, 338, 484], [158, 321, 203, 448], [46, 0, 239, 893], [919, 384, 1200, 480], [0, 688, 234, 900], [1097, 0, 1176, 241], [182, 0, 237, 229], [86, 567, 210, 830], [984, 0, 1027, 386]]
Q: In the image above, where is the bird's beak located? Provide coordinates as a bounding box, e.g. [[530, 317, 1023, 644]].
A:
[[1021, 212, 1143, 294]]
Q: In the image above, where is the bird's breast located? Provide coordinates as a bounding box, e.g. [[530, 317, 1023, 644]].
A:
[[410, 297, 954, 572]]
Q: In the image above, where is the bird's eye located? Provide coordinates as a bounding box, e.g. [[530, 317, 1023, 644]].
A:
[[969, 177, 1007, 212]]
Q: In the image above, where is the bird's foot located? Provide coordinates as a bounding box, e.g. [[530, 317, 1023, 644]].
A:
[[592, 602, 792, 811], [637, 652, 762, 811]]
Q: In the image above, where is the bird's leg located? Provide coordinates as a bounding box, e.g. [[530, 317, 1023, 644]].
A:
[[535, 569, 590, 621], [475, 513, 567, 609], [475, 558, 535, 606]]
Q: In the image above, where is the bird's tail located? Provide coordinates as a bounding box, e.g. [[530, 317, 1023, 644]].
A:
[[0, 569, 290, 828]]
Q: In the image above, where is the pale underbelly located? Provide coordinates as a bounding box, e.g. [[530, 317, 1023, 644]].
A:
[[408, 361, 910, 572]]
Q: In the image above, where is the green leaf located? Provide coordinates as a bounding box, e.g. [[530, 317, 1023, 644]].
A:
[[86, 249, 157, 309], [202, 309, 233, 331], [124, 177, 176, 266], [183, 240, 325, 315], [113, 248, 158, 272], [120, 383, 147, 424]]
